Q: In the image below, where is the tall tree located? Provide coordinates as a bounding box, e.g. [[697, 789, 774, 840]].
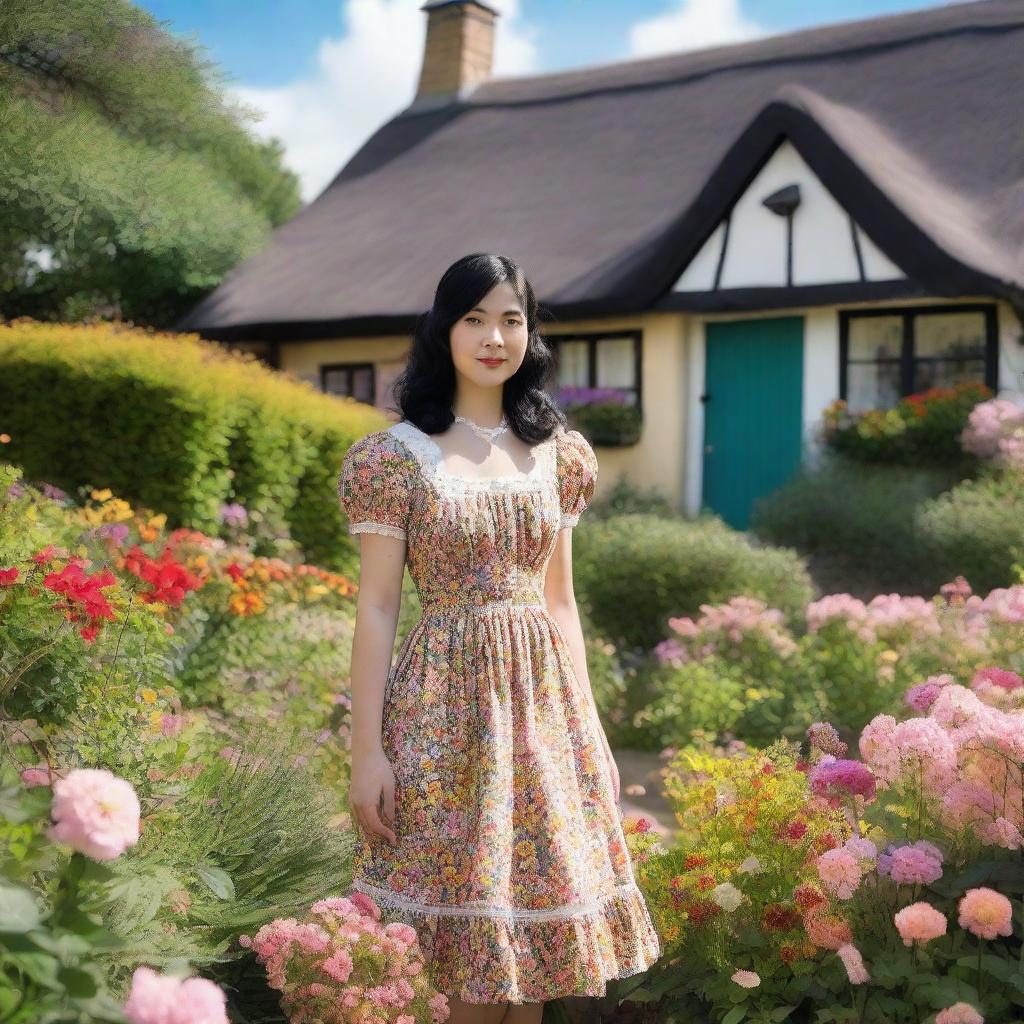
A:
[[0, 0, 302, 326]]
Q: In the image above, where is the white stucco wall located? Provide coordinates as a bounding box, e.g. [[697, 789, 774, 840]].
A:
[[674, 139, 904, 291]]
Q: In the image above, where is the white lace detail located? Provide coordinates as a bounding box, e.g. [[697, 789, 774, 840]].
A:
[[388, 421, 560, 496], [351, 876, 646, 922], [349, 521, 406, 541], [559, 512, 580, 530]]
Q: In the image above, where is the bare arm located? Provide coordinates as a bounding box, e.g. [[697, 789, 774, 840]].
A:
[[348, 530, 406, 845], [543, 528, 618, 800]]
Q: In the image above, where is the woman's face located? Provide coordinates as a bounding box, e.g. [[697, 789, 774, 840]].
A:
[[448, 281, 529, 392]]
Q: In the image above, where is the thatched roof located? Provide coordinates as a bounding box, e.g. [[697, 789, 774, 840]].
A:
[[177, 0, 1024, 341]]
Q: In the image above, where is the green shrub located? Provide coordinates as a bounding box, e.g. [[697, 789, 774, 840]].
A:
[[916, 467, 1024, 593], [573, 511, 814, 652], [0, 319, 386, 568], [751, 452, 964, 595]]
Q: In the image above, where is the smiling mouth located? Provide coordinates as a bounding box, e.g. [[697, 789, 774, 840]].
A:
[[478, 358, 505, 364]]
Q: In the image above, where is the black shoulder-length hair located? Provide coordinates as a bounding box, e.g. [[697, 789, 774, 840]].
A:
[[391, 253, 567, 445]]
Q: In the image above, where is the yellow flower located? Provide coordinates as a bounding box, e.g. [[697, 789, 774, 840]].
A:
[[91, 488, 113, 502], [879, 649, 899, 663], [140, 688, 158, 704], [149, 710, 163, 725]]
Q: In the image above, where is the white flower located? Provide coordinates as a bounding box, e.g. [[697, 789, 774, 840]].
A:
[[738, 855, 763, 874], [711, 882, 743, 912]]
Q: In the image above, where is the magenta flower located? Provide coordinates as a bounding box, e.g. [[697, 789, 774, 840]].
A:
[[808, 758, 876, 801], [877, 840, 944, 885]]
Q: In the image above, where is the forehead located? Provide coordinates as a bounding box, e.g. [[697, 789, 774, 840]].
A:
[[473, 281, 524, 315]]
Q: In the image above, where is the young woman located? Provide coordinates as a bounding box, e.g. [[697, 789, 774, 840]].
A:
[[338, 253, 661, 1023]]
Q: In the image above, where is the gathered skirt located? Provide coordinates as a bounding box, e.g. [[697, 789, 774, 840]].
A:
[[350, 603, 663, 1004]]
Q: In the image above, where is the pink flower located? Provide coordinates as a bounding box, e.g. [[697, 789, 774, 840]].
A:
[[47, 768, 140, 861], [894, 902, 947, 946], [817, 848, 862, 900], [349, 891, 382, 921], [905, 675, 950, 713], [20, 766, 52, 787], [123, 965, 228, 1024], [978, 817, 1023, 850], [731, 969, 760, 988], [972, 667, 1023, 692], [958, 888, 1013, 940], [936, 1003, 984, 1024], [809, 758, 876, 801], [807, 722, 848, 757], [877, 840, 944, 885], [836, 943, 870, 984]]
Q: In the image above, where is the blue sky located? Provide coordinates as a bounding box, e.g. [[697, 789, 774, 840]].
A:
[[136, 0, 956, 201]]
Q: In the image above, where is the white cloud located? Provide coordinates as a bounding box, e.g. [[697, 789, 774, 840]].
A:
[[228, 0, 539, 204], [628, 0, 769, 59]]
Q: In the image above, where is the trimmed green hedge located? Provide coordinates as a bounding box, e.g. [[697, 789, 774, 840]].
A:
[[573, 511, 815, 652], [0, 319, 387, 567]]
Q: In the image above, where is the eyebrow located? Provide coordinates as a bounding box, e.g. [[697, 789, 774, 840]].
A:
[[470, 307, 524, 316]]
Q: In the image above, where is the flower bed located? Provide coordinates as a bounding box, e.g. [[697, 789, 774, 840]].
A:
[[627, 668, 1024, 1023]]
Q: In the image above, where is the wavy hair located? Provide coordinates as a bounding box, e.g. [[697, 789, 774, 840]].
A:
[[391, 253, 566, 444]]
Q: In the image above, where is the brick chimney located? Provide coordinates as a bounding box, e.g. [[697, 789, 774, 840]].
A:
[[415, 0, 499, 105]]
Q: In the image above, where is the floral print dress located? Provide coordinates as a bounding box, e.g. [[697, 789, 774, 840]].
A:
[[337, 419, 662, 1004]]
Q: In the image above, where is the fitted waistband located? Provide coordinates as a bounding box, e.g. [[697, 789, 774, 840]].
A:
[[418, 599, 548, 620]]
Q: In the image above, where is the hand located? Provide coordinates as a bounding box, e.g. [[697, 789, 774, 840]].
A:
[[349, 746, 398, 845]]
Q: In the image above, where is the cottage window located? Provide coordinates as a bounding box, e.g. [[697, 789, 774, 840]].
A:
[[547, 332, 642, 411], [839, 305, 997, 413], [321, 363, 375, 403]]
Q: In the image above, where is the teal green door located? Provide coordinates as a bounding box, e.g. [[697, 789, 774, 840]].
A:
[[702, 316, 805, 530]]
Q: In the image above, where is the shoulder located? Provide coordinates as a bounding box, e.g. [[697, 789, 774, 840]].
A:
[[339, 428, 419, 487], [344, 427, 416, 464], [555, 427, 598, 479]]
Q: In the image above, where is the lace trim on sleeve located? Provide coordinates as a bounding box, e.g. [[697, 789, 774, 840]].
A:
[[349, 521, 407, 541]]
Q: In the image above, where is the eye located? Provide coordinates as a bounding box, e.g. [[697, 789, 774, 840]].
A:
[[506, 319, 523, 327]]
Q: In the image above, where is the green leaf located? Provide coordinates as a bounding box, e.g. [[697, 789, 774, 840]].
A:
[[196, 864, 234, 900], [722, 1007, 747, 1024], [0, 884, 41, 933], [57, 965, 98, 998], [771, 1008, 798, 1021]]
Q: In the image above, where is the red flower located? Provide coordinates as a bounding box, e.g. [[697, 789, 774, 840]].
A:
[[684, 853, 709, 870], [793, 884, 826, 911], [0, 566, 18, 586], [224, 562, 246, 583], [123, 545, 204, 606], [784, 820, 809, 843], [762, 903, 802, 932], [42, 562, 119, 643], [32, 545, 57, 564], [779, 943, 799, 965], [814, 832, 840, 853], [697, 874, 716, 891], [685, 900, 721, 926]]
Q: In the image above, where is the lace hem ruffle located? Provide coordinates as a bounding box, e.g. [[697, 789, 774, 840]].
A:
[[350, 876, 663, 1004]]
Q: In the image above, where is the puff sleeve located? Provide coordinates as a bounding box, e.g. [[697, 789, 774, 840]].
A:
[[556, 429, 599, 530], [337, 431, 414, 541]]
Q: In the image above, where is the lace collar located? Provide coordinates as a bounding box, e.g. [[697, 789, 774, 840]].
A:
[[388, 420, 560, 494]]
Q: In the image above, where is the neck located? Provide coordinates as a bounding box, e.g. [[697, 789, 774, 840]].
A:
[[452, 391, 505, 429]]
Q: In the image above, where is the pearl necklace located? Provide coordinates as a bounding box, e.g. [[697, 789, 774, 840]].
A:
[[454, 413, 509, 443]]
